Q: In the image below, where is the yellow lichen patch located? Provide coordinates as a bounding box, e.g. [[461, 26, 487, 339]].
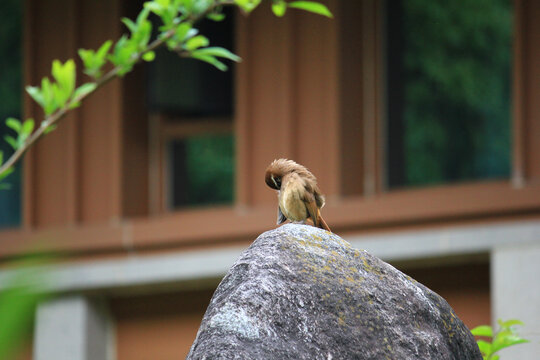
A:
[[345, 288, 351, 293], [310, 234, 323, 242], [338, 312, 347, 326], [362, 258, 373, 272]]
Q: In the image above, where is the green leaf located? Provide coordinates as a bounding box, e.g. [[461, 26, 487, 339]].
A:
[[0, 151, 3, 164], [287, 1, 333, 17], [5, 118, 21, 133], [52, 83, 69, 108], [25, 86, 44, 107], [122, 17, 138, 33], [144, 1, 164, 16], [51, 59, 76, 98], [4, 136, 18, 150], [492, 334, 529, 353], [0, 265, 51, 359], [207, 12, 226, 21], [471, 325, 493, 337], [476, 340, 492, 356], [191, 53, 227, 71], [43, 124, 58, 134], [272, 1, 287, 17], [96, 40, 113, 61], [175, 23, 193, 42], [21, 119, 35, 136], [73, 83, 97, 99], [185, 35, 209, 51], [498, 319, 524, 328], [41, 77, 58, 115], [192, 47, 241, 62], [142, 51, 156, 62], [234, 0, 261, 13], [0, 167, 14, 182], [78, 48, 95, 69]]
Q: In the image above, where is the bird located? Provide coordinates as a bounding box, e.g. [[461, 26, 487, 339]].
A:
[[264, 158, 331, 232]]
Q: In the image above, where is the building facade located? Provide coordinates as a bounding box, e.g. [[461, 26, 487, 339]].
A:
[[0, 0, 539, 358]]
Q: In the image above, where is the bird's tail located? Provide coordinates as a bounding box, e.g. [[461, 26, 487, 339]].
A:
[[316, 210, 332, 232]]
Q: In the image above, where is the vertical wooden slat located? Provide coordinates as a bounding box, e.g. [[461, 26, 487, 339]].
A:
[[322, 0, 341, 199], [23, 0, 35, 229], [523, 0, 540, 181], [361, 0, 383, 196], [236, 8, 296, 206], [338, 0, 365, 197], [29, 0, 79, 228], [235, 11, 251, 207], [294, 2, 340, 198], [512, 0, 526, 187]]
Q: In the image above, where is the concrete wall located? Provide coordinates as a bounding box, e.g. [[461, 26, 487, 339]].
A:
[[492, 242, 540, 358]]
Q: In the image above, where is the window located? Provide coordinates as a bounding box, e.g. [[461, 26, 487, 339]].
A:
[[0, 0, 22, 228], [147, 9, 236, 211], [385, 0, 512, 189]]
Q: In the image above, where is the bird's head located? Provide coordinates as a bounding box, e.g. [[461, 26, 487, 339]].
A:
[[265, 158, 305, 190]]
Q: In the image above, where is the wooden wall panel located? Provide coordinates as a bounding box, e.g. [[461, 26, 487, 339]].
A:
[[27, 0, 78, 228], [112, 290, 213, 360], [294, 0, 340, 198], [236, 8, 296, 206], [520, 0, 540, 182], [121, 0, 149, 218], [236, 2, 340, 206], [78, 0, 123, 223], [25, 0, 125, 228], [338, 1, 365, 197]]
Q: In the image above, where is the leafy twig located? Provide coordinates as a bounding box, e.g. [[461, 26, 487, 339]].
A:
[[0, 0, 332, 184]]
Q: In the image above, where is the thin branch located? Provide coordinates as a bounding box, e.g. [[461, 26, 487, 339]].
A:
[[0, 0, 235, 177]]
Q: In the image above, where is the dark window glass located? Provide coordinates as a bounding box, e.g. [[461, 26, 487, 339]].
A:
[[147, 9, 234, 116], [147, 10, 236, 208], [385, 0, 512, 189], [169, 134, 234, 207], [0, 0, 22, 228]]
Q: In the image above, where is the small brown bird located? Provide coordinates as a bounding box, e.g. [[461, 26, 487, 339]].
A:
[[265, 159, 331, 232]]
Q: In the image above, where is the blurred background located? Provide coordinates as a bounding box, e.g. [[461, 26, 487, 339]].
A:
[[1, 0, 539, 358]]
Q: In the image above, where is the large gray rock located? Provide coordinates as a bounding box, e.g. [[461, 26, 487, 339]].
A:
[[187, 224, 481, 360]]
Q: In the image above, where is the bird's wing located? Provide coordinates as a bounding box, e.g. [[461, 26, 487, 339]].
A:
[[303, 192, 320, 228], [277, 205, 287, 225]]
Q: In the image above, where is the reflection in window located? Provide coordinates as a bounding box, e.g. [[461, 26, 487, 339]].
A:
[[385, 0, 512, 189], [169, 134, 234, 207], [0, 0, 22, 228]]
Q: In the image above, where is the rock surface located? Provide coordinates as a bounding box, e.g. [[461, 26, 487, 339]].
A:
[[187, 224, 482, 360]]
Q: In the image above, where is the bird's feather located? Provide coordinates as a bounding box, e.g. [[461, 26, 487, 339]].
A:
[[277, 205, 287, 225], [304, 196, 320, 228]]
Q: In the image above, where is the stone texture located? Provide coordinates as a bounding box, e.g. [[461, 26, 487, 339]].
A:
[[187, 224, 481, 360]]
